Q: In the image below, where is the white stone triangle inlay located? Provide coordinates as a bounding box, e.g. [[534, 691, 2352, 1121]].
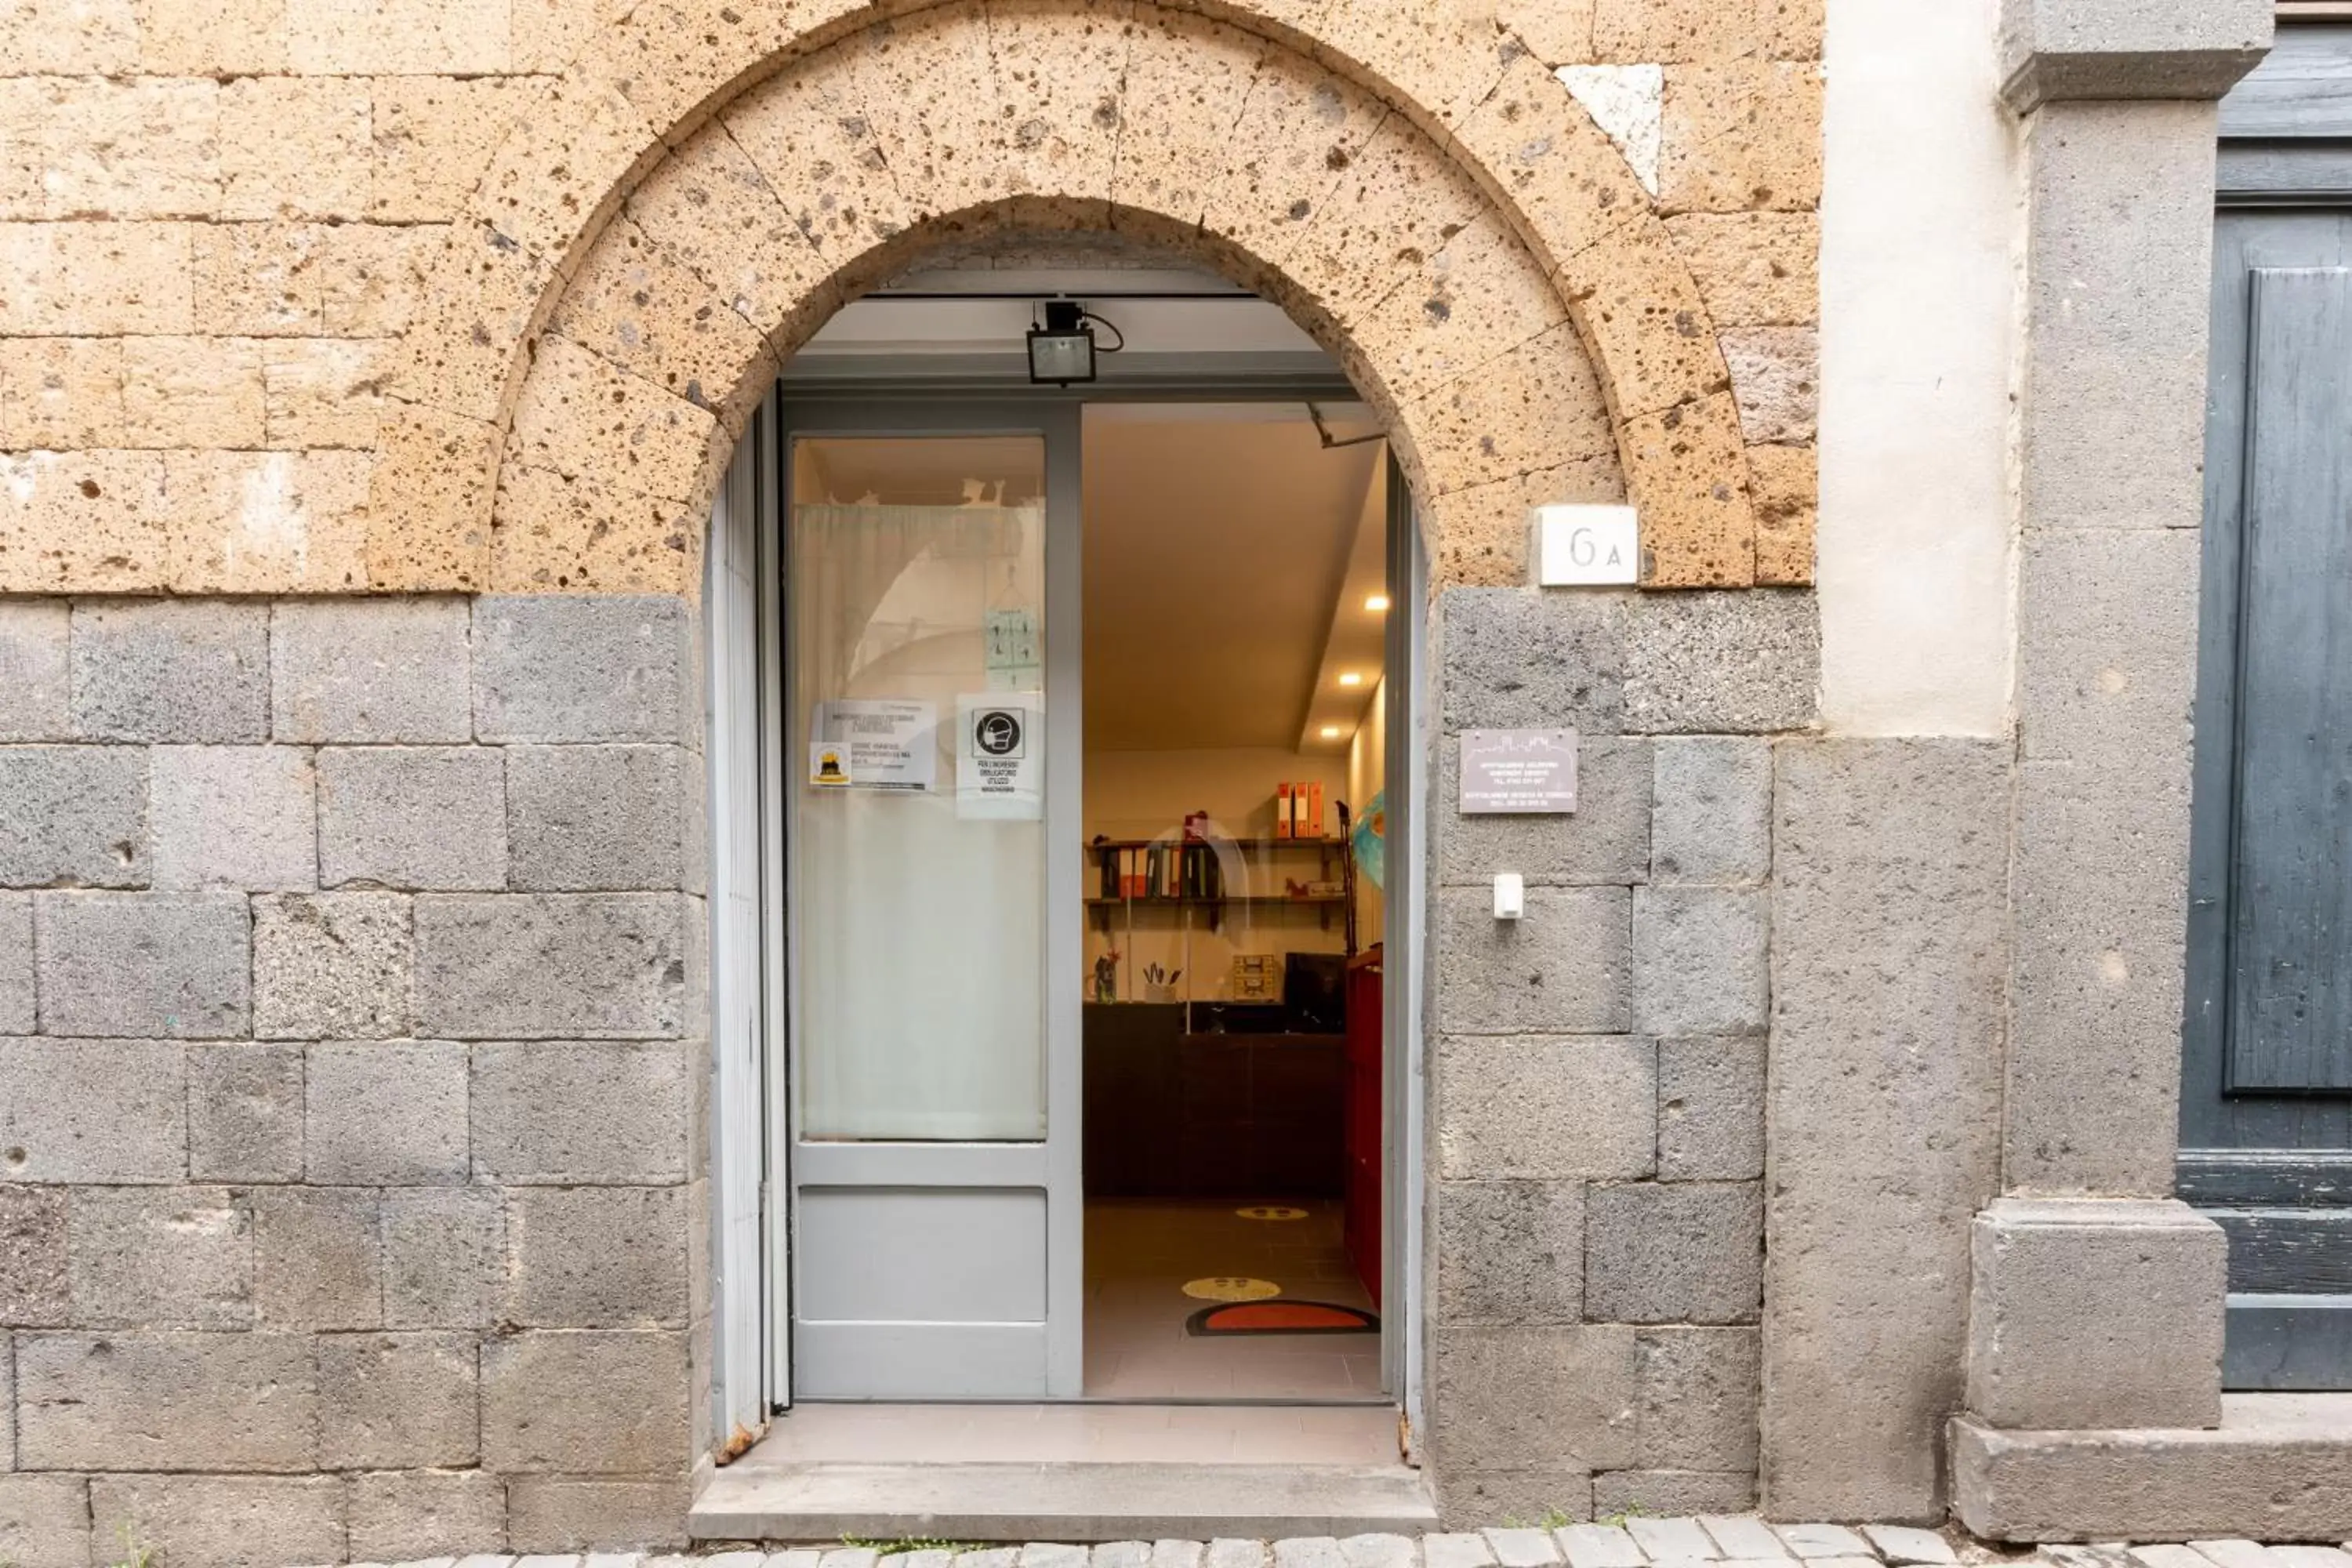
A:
[[1556, 63, 1663, 198]]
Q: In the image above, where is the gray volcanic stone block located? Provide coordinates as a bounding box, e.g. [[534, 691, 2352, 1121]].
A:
[[67, 1185, 254, 1329], [415, 892, 688, 1038], [1436, 735, 1650, 887], [347, 1468, 509, 1561], [506, 1185, 692, 1327], [1585, 1180, 1763, 1324], [0, 600, 70, 740], [1766, 737, 2009, 1521], [188, 1041, 305, 1181], [1634, 1327, 1762, 1470], [1651, 738, 1771, 884], [1965, 1196, 2227, 1430], [480, 1328, 691, 1473], [17, 1330, 318, 1471], [1435, 886, 1630, 1034], [505, 1476, 689, 1553], [506, 742, 690, 891], [319, 745, 509, 890], [1435, 1178, 1584, 1325], [1438, 587, 1628, 734], [273, 595, 474, 742], [0, 891, 29, 1030], [89, 1475, 345, 1568], [252, 1186, 381, 1330], [0, 1474, 90, 1568], [35, 891, 250, 1037], [0, 1183, 68, 1325], [472, 1039, 691, 1182], [383, 1185, 503, 1329], [1657, 1037, 1766, 1181], [318, 1330, 481, 1468], [0, 744, 148, 887], [1999, 0, 2268, 107], [1436, 1035, 1656, 1180], [253, 891, 412, 1039], [1633, 887, 1769, 1036], [151, 744, 318, 891], [307, 1040, 469, 1184], [475, 594, 691, 742], [0, 1036, 185, 1183], [71, 599, 268, 742], [1623, 591, 1818, 735], [1432, 1323, 1639, 1473], [1591, 1470, 1755, 1517]]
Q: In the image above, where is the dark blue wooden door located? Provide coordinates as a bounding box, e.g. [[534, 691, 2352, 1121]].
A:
[[2183, 212, 2352, 1388]]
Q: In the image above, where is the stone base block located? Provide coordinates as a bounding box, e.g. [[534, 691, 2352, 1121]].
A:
[[1966, 1197, 2226, 1430], [1951, 1394, 2352, 1541]]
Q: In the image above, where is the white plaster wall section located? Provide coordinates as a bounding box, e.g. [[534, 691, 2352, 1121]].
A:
[[1558, 64, 1662, 197], [1817, 0, 2020, 737]]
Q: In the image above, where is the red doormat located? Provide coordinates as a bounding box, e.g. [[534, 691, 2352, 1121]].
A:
[[1186, 1300, 1380, 1336]]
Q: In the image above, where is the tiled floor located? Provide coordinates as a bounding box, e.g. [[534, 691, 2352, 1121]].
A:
[[733, 1399, 1402, 1465], [1082, 1197, 1384, 1401]]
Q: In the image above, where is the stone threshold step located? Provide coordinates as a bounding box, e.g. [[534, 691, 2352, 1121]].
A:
[[1953, 1392, 2352, 1542], [688, 1461, 1439, 1543]]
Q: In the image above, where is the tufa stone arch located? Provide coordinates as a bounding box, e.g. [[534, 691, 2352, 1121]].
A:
[[365, 0, 1759, 595]]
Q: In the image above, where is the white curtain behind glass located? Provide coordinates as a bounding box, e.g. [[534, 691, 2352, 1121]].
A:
[[793, 495, 1047, 1142]]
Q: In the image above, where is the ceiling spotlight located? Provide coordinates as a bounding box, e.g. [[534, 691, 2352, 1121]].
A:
[[1028, 299, 1098, 385], [1338, 671, 1363, 688], [1363, 593, 1391, 613], [1319, 724, 1344, 739]]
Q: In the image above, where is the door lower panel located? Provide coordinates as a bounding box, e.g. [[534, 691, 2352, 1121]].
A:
[[793, 1322, 1051, 1400]]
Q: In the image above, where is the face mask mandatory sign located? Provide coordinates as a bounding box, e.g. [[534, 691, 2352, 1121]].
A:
[[956, 691, 1044, 820]]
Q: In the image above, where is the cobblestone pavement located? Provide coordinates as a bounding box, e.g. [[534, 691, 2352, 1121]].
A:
[[301, 1520, 2352, 1568]]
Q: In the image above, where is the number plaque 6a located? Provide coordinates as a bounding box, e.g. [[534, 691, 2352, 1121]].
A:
[[1535, 503, 1640, 586]]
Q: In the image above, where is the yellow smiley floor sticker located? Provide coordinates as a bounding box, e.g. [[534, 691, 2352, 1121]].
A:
[[1235, 1204, 1308, 1221], [1181, 1276, 1283, 1301]]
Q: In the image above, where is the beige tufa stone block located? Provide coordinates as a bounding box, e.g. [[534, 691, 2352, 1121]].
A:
[[1659, 60, 1824, 214], [1282, 117, 1497, 328], [1721, 324, 1817, 444], [136, 0, 288, 73], [1192, 43, 1388, 278], [985, 0, 1130, 210], [1593, 0, 1759, 62], [0, 76, 220, 221], [288, 0, 511, 74], [1316, 0, 1519, 136], [1663, 210, 1818, 326], [544, 212, 773, 430], [370, 74, 550, 224], [1112, 9, 1268, 226], [1497, 0, 1594, 65], [0, 220, 194, 335], [1332, 211, 1571, 410], [0, 448, 171, 592], [262, 338, 387, 448], [121, 335, 267, 447], [2, 0, 139, 72], [511, 0, 618, 72], [220, 75, 372, 221], [365, 401, 499, 590], [192, 221, 326, 336], [1408, 318, 1619, 496], [585, 0, 866, 136], [1563, 214, 1733, 424], [0, 337, 126, 449], [1748, 441, 1814, 586], [466, 63, 657, 263], [1759, 0, 1823, 60], [1454, 50, 1653, 270], [161, 448, 374, 593], [846, 9, 1025, 231], [376, 220, 549, 424], [623, 110, 842, 355], [1621, 390, 1755, 587], [718, 33, 918, 293], [1429, 452, 1625, 589], [491, 458, 706, 595], [319, 220, 441, 336], [506, 332, 720, 504]]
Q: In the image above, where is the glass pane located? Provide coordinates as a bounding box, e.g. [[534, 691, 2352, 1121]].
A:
[[792, 435, 1048, 1141]]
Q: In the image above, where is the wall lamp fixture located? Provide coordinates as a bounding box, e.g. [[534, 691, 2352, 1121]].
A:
[[1027, 299, 1125, 384]]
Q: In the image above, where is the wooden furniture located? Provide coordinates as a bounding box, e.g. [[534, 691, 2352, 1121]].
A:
[[1082, 1003, 1345, 1198]]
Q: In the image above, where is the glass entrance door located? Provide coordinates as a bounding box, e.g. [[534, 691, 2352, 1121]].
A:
[[782, 404, 1083, 1399]]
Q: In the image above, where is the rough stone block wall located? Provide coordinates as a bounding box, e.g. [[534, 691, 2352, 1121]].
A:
[[1426, 586, 1815, 1521], [0, 595, 710, 1567]]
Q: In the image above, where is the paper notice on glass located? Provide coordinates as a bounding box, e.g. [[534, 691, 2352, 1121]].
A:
[[983, 608, 1040, 691], [956, 691, 1044, 819], [815, 699, 937, 792]]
